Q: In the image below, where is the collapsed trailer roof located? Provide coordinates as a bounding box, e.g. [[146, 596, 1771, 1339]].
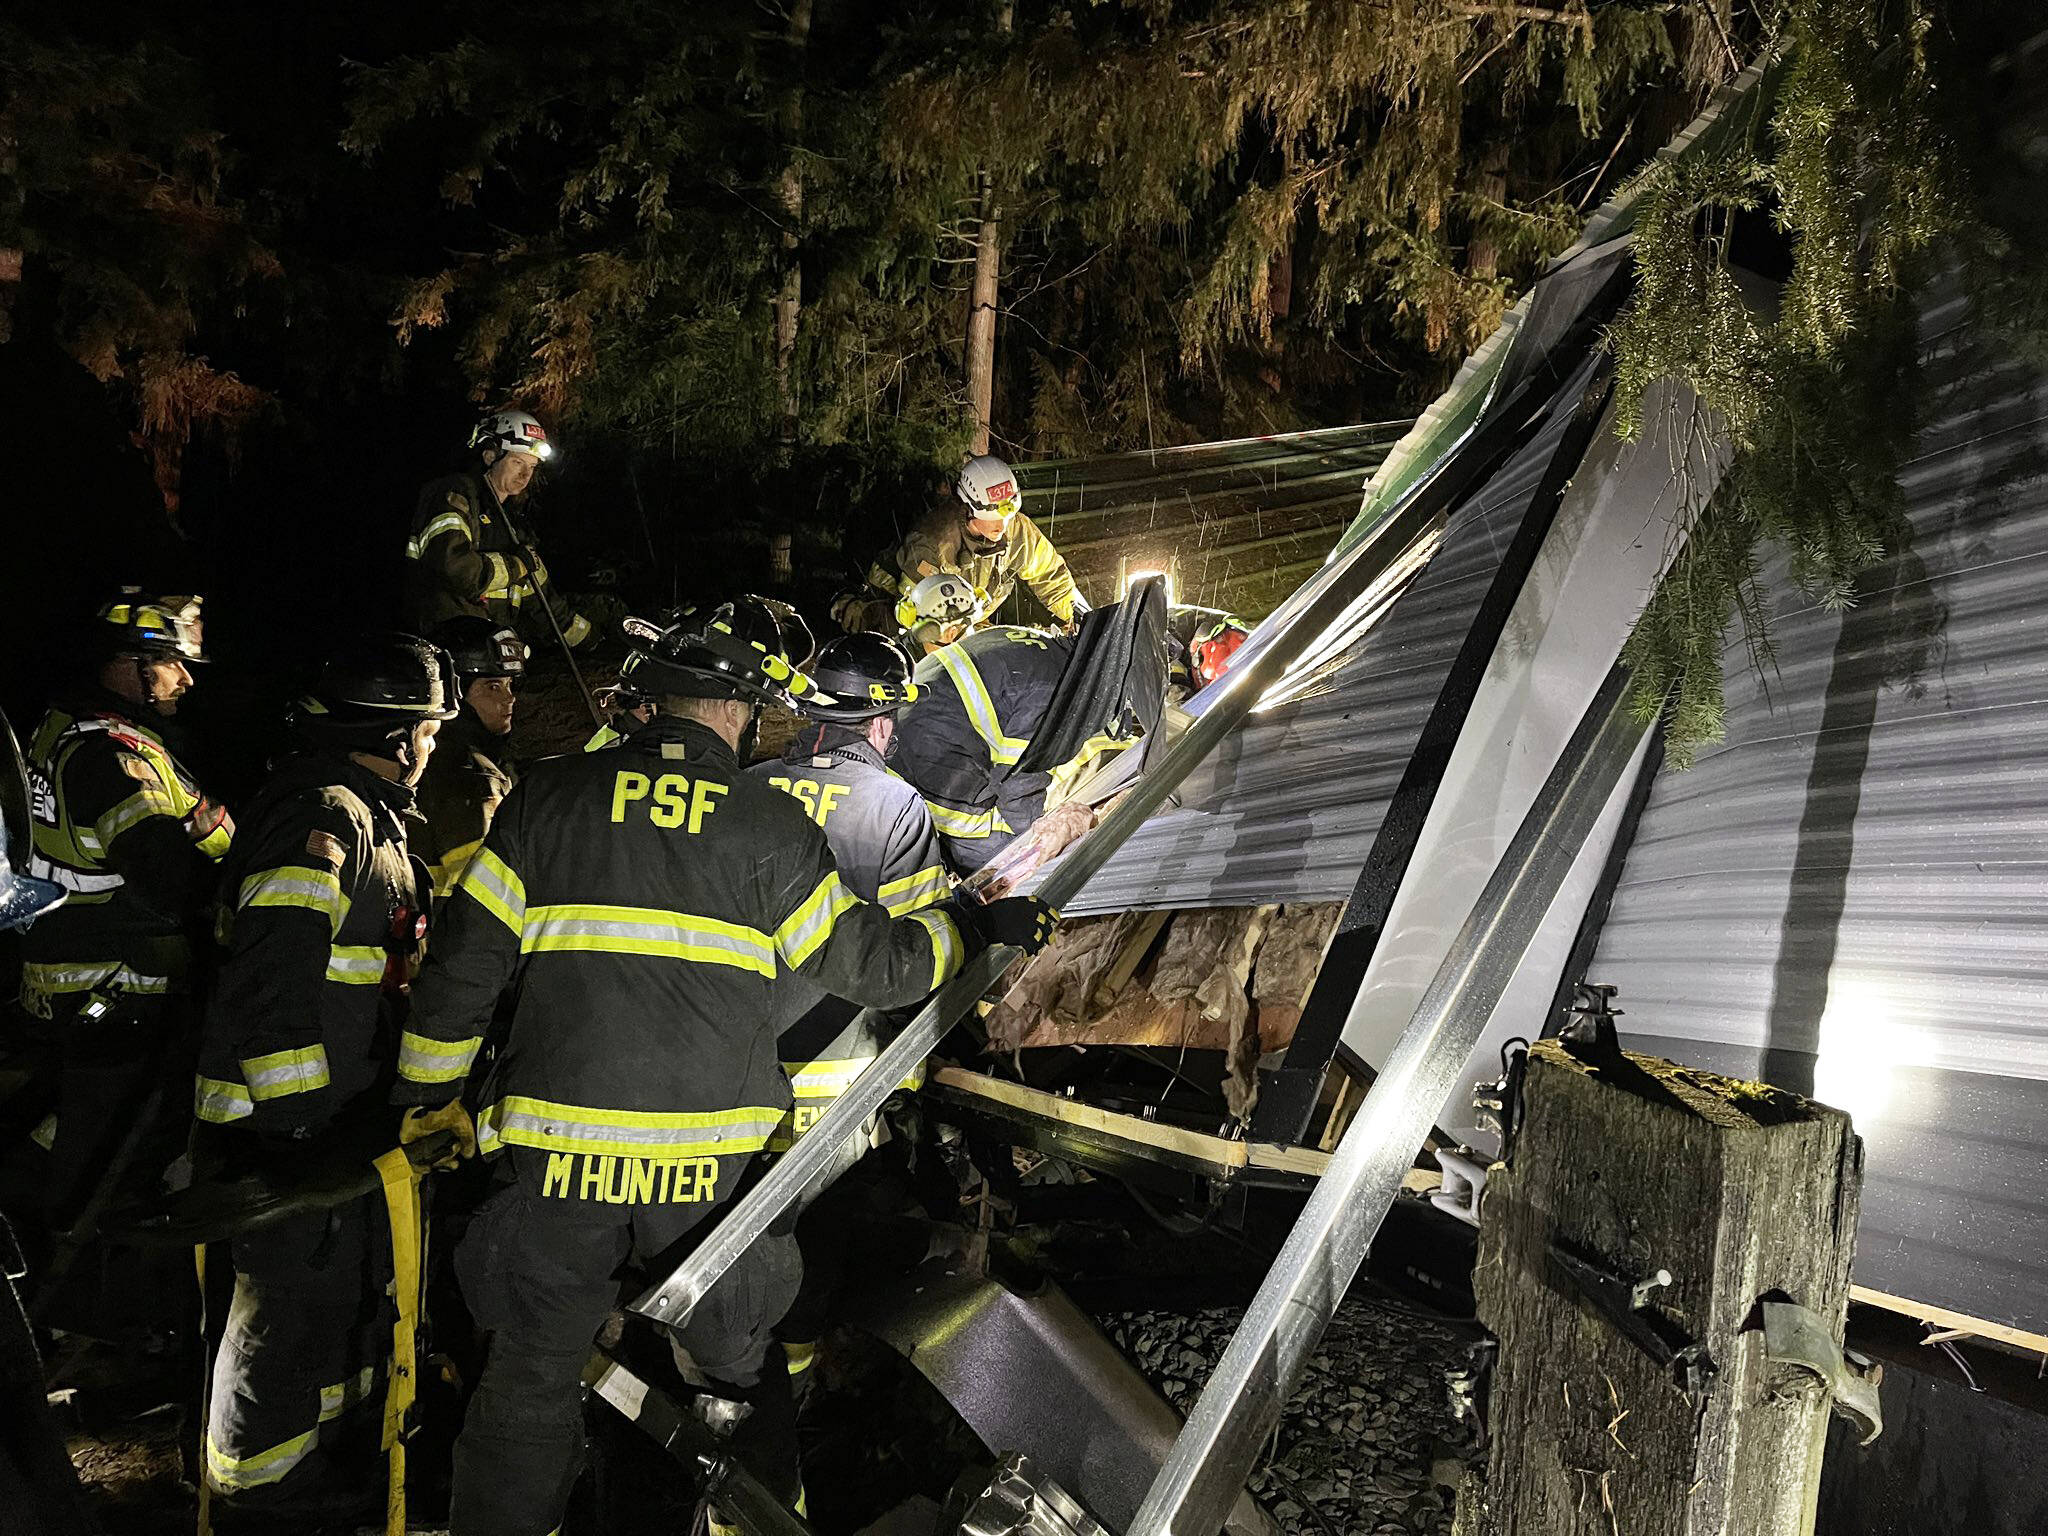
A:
[[1000, 57, 2048, 1343]]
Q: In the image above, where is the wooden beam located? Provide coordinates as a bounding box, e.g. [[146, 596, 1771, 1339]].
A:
[[1848, 1285, 2048, 1359], [926, 1066, 1440, 1193]]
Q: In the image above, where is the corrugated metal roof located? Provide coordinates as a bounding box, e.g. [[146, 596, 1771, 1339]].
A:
[[1057, 380, 1587, 917], [1589, 280, 2048, 1335], [1013, 424, 1407, 617]]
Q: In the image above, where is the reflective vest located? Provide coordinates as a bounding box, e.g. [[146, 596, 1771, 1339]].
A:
[[21, 702, 232, 1009]]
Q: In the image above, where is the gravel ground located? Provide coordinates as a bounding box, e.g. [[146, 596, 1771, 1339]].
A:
[[1099, 1298, 1480, 1536]]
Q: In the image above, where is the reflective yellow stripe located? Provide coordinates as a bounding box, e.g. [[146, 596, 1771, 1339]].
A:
[[204, 1426, 317, 1491], [878, 864, 949, 915], [474, 1095, 783, 1160], [908, 908, 965, 991], [431, 836, 485, 898], [29, 1114, 57, 1151], [194, 1075, 254, 1124], [240, 1045, 332, 1101], [774, 873, 859, 970], [481, 551, 515, 597], [408, 511, 469, 558], [239, 864, 348, 934], [397, 1030, 482, 1085], [934, 646, 1028, 766], [20, 961, 171, 997], [926, 801, 998, 839], [457, 845, 526, 936], [94, 786, 176, 847], [522, 903, 776, 976], [783, 1056, 926, 1100], [325, 944, 386, 985], [318, 1365, 375, 1423], [562, 613, 593, 647], [783, 1339, 815, 1376], [583, 725, 623, 752]]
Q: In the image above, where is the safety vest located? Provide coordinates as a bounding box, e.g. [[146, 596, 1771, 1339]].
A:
[[22, 705, 232, 1006]]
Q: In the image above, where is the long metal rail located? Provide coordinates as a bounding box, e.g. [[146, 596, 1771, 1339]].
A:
[[628, 333, 1594, 1331], [1126, 665, 1648, 1534]]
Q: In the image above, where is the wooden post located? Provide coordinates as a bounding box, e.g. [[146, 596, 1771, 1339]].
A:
[[1455, 1040, 1863, 1536], [963, 1, 1013, 456]]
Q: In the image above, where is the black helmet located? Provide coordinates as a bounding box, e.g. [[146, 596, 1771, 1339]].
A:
[[802, 634, 919, 723], [619, 596, 814, 708], [94, 592, 207, 664], [429, 617, 529, 682], [293, 633, 460, 757]]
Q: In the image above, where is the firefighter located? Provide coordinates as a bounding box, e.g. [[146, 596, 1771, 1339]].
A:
[[753, 633, 952, 1390], [891, 610, 1168, 876], [890, 623, 1080, 874], [395, 598, 1055, 1536], [417, 617, 528, 906], [404, 410, 604, 651], [1167, 605, 1252, 696], [15, 594, 232, 1231], [898, 570, 980, 656], [193, 633, 455, 1517], [836, 455, 1082, 636]]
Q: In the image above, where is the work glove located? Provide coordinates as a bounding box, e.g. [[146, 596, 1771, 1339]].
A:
[[953, 895, 1061, 957], [399, 1099, 478, 1169]]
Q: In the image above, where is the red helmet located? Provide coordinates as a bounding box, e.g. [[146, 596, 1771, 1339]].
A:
[[1191, 619, 1250, 689]]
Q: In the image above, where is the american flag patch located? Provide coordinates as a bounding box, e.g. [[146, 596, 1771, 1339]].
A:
[[305, 830, 347, 868]]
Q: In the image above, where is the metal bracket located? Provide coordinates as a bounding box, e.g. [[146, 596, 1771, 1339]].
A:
[[959, 1454, 1115, 1536], [1549, 1241, 1717, 1410], [1761, 1300, 1885, 1445], [1430, 1148, 1488, 1228]]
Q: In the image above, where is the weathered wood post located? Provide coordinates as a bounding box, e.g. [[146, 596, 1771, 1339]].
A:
[[1454, 1038, 1866, 1536]]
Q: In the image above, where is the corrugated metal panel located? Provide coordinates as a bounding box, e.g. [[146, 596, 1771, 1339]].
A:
[[1590, 282, 2048, 1334], [1059, 379, 1589, 916], [1013, 424, 1406, 617]]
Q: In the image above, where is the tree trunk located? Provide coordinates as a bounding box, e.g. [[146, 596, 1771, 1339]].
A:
[[773, 0, 813, 468], [1467, 141, 1510, 282], [1454, 1041, 1866, 1536], [963, 2, 1013, 456]]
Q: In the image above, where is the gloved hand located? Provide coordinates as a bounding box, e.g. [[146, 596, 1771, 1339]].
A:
[[954, 895, 1060, 956], [399, 1099, 478, 1169]]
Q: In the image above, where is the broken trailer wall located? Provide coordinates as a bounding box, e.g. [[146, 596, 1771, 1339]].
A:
[[1586, 276, 2048, 1338]]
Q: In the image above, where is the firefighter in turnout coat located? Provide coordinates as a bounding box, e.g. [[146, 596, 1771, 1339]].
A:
[[17, 595, 231, 1227], [193, 635, 455, 1515], [415, 617, 526, 908], [890, 623, 1080, 874], [837, 455, 1081, 637], [396, 600, 1055, 1535], [404, 410, 602, 651], [752, 633, 951, 1387]]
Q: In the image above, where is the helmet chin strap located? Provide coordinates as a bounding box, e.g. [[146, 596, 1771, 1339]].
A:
[[736, 704, 765, 764]]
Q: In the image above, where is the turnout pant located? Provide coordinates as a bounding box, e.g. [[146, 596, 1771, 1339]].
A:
[[449, 1147, 804, 1536], [204, 1196, 386, 1510]]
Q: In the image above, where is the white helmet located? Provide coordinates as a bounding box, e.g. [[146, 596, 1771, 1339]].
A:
[[903, 571, 980, 627], [470, 409, 555, 462], [955, 454, 1020, 520]]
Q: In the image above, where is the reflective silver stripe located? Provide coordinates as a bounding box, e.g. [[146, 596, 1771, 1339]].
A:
[[204, 1425, 317, 1491], [325, 945, 386, 985], [318, 1366, 375, 1422], [474, 1096, 784, 1160], [397, 1030, 482, 1085], [934, 646, 1028, 766], [521, 905, 776, 977], [407, 511, 469, 559], [878, 865, 950, 916], [194, 1075, 254, 1123], [27, 858, 123, 895], [458, 847, 526, 935], [774, 874, 859, 970], [908, 908, 965, 991], [20, 961, 171, 996], [240, 1045, 332, 1101]]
